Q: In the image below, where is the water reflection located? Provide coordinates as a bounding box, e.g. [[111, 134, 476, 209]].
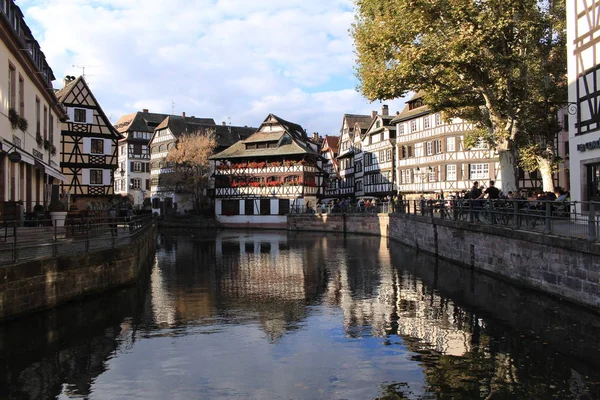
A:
[[1, 230, 600, 399]]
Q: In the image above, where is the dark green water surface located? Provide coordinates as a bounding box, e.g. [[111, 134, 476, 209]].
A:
[[2, 230, 600, 399]]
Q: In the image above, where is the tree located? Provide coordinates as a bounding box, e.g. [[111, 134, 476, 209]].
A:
[[352, 0, 566, 193], [162, 128, 217, 211]]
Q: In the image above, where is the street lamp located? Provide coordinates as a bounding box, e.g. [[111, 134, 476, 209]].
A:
[[415, 166, 433, 197]]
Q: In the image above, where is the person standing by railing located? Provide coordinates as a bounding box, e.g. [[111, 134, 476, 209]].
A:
[[470, 181, 483, 222], [108, 206, 117, 236]]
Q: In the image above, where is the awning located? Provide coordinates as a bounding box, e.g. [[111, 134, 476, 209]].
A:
[[45, 166, 67, 182]]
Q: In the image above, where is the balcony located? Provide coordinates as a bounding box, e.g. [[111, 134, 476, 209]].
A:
[[215, 185, 318, 197], [215, 162, 318, 175]]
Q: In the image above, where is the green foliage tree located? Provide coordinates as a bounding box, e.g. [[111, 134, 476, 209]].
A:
[[352, 0, 566, 193]]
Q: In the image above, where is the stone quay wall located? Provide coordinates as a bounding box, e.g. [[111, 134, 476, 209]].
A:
[[0, 225, 157, 321], [288, 213, 600, 309]]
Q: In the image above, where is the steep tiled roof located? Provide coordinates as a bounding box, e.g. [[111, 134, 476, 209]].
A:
[[54, 77, 78, 102], [345, 114, 372, 131], [322, 135, 340, 152], [210, 114, 318, 160], [391, 92, 430, 124]]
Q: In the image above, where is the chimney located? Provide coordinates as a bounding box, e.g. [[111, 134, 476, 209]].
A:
[[63, 75, 75, 88], [182, 112, 186, 118], [142, 109, 149, 113], [222, 121, 227, 126], [371, 110, 378, 119], [382, 104, 389, 116], [312, 132, 319, 141]]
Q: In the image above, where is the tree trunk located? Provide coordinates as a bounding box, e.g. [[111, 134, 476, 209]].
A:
[[498, 149, 519, 194], [537, 156, 554, 192]]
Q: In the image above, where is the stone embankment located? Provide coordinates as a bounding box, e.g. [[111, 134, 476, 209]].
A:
[[288, 213, 600, 310], [0, 225, 157, 321]]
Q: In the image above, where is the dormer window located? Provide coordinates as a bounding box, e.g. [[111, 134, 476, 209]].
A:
[[376, 120, 381, 128], [74, 108, 87, 123]]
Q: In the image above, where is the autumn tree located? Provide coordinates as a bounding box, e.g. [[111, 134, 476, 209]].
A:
[[352, 0, 566, 192], [162, 128, 217, 211]]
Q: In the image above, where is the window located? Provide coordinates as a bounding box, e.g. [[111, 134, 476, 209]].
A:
[[446, 137, 456, 152], [429, 168, 436, 182], [74, 108, 86, 123], [446, 165, 457, 181], [435, 113, 441, 126], [410, 120, 417, 132], [433, 139, 442, 154], [279, 199, 290, 215], [49, 114, 54, 146], [18, 74, 24, 117], [8, 63, 15, 110], [245, 199, 255, 215], [469, 163, 489, 180], [222, 200, 239, 216], [376, 120, 381, 128], [472, 137, 489, 149], [90, 169, 103, 184], [355, 180, 363, 192], [131, 178, 141, 189], [91, 139, 104, 154], [426, 141, 433, 155], [398, 124, 404, 135], [423, 116, 430, 129], [35, 97, 40, 135], [386, 149, 392, 161], [120, 146, 125, 155], [260, 199, 271, 215], [355, 160, 362, 173], [565, 140, 570, 157], [134, 162, 142, 172], [43, 105, 47, 140], [405, 169, 412, 184]]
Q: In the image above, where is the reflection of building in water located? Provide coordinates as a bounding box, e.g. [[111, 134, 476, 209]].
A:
[[149, 231, 326, 341], [327, 238, 471, 356]]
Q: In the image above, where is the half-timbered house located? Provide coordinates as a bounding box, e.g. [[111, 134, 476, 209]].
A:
[[336, 114, 372, 200], [394, 93, 499, 198], [321, 135, 340, 198], [0, 0, 67, 219], [361, 105, 397, 198], [210, 114, 323, 227], [149, 118, 255, 215], [56, 76, 120, 210], [567, 0, 600, 202]]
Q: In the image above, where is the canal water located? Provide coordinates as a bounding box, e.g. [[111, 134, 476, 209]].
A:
[[2, 231, 600, 400]]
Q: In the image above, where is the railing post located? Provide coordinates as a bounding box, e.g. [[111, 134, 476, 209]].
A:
[[469, 199, 474, 223], [53, 223, 58, 257], [513, 200, 519, 228], [12, 225, 17, 263], [544, 201, 552, 235], [589, 202, 597, 241]]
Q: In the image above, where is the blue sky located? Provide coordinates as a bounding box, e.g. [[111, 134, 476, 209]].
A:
[[19, 0, 407, 134]]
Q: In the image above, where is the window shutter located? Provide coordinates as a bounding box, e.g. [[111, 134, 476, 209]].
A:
[[145, 163, 149, 173], [104, 139, 112, 155], [130, 161, 134, 171], [130, 178, 134, 188], [81, 169, 89, 185], [82, 138, 91, 154], [86, 109, 94, 124], [103, 169, 111, 185], [67, 107, 74, 122], [146, 179, 150, 190]]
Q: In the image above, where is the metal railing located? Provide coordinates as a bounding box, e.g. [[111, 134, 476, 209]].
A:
[[290, 198, 600, 242], [395, 198, 600, 241], [0, 214, 154, 265]]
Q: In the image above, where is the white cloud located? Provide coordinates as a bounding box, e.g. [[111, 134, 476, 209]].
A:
[[20, 0, 406, 133]]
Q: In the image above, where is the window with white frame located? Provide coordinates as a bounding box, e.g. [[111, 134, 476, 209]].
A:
[[405, 169, 412, 183], [469, 163, 489, 180], [410, 120, 417, 132], [131, 178, 141, 189], [426, 141, 433, 155], [446, 137, 456, 152], [90, 169, 103, 184], [428, 168, 436, 182], [433, 139, 442, 154], [386, 149, 392, 161], [398, 124, 404, 135], [423, 116, 430, 129], [134, 162, 142, 172], [74, 108, 86, 123], [435, 113, 441, 126], [472, 137, 489, 149], [446, 164, 457, 181]]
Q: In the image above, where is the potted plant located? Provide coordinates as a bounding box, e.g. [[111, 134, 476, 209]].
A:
[[17, 117, 28, 132], [48, 199, 68, 227], [8, 108, 19, 129], [43, 140, 52, 151], [36, 134, 43, 148]]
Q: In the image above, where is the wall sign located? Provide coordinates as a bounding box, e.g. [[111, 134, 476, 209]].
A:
[[577, 139, 600, 152]]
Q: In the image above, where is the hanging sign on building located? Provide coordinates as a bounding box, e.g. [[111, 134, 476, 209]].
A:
[[7, 151, 21, 163]]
